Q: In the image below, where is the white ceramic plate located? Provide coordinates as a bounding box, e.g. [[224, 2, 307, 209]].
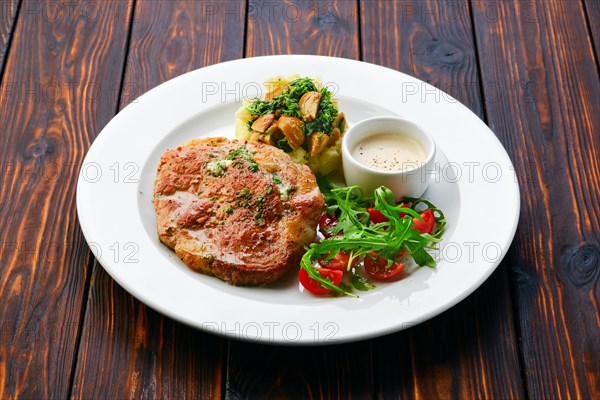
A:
[[77, 55, 520, 344]]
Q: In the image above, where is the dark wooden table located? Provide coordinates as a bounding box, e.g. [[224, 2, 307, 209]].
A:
[[1, 1, 599, 398]]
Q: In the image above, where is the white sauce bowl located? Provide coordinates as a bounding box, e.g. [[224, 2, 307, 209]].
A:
[[341, 116, 436, 200]]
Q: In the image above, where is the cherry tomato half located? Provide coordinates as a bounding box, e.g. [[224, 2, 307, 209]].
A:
[[367, 207, 388, 224], [299, 267, 343, 294], [412, 209, 435, 235], [364, 252, 406, 281], [318, 250, 358, 272], [319, 212, 338, 238], [398, 203, 410, 218], [368, 203, 411, 224]]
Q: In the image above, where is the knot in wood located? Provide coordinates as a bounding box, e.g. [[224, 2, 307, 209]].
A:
[[25, 138, 54, 160], [511, 266, 531, 286], [565, 244, 599, 287], [420, 39, 464, 66]]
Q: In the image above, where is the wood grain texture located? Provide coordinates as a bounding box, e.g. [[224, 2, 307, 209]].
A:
[[472, 0, 600, 398], [584, 0, 600, 62], [0, 0, 19, 75], [71, 268, 226, 400], [246, 0, 359, 57], [361, 1, 525, 398], [119, 0, 247, 109], [70, 1, 245, 398], [361, 0, 483, 117], [226, 342, 373, 399], [0, 0, 133, 398], [372, 268, 523, 399], [225, 2, 371, 399]]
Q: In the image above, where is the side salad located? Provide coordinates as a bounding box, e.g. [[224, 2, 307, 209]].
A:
[[299, 177, 446, 297]]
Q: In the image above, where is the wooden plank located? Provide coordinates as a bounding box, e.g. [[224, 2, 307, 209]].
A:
[[471, 0, 600, 398], [372, 269, 523, 399], [360, 1, 525, 398], [0, 1, 133, 398], [225, 1, 372, 399], [118, 0, 247, 109], [584, 0, 600, 62], [246, 0, 359, 57], [226, 343, 373, 399], [361, 0, 483, 117], [0, 0, 19, 76], [70, 1, 246, 398], [71, 268, 226, 399]]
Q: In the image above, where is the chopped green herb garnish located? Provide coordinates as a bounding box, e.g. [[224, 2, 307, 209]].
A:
[[272, 174, 282, 184], [247, 77, 318, 119], [275, 137, 293, 152], [228, 145, 259, 172], [288, 77, 318, 98], [227, 145, 250, 160], [337, 116, 346, 133], [246, 77, 340, 137], [247, 98, 279, 117], [266, 186, 273, 195], [303, 87, 338, 136], [225, 206, 234, 214], [235, 187, 253, 207]]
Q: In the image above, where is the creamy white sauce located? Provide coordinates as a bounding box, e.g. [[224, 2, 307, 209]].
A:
[[352, 133, 426, 171]]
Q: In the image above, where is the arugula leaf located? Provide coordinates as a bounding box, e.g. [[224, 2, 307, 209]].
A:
[[351, 275, 376, 291]]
